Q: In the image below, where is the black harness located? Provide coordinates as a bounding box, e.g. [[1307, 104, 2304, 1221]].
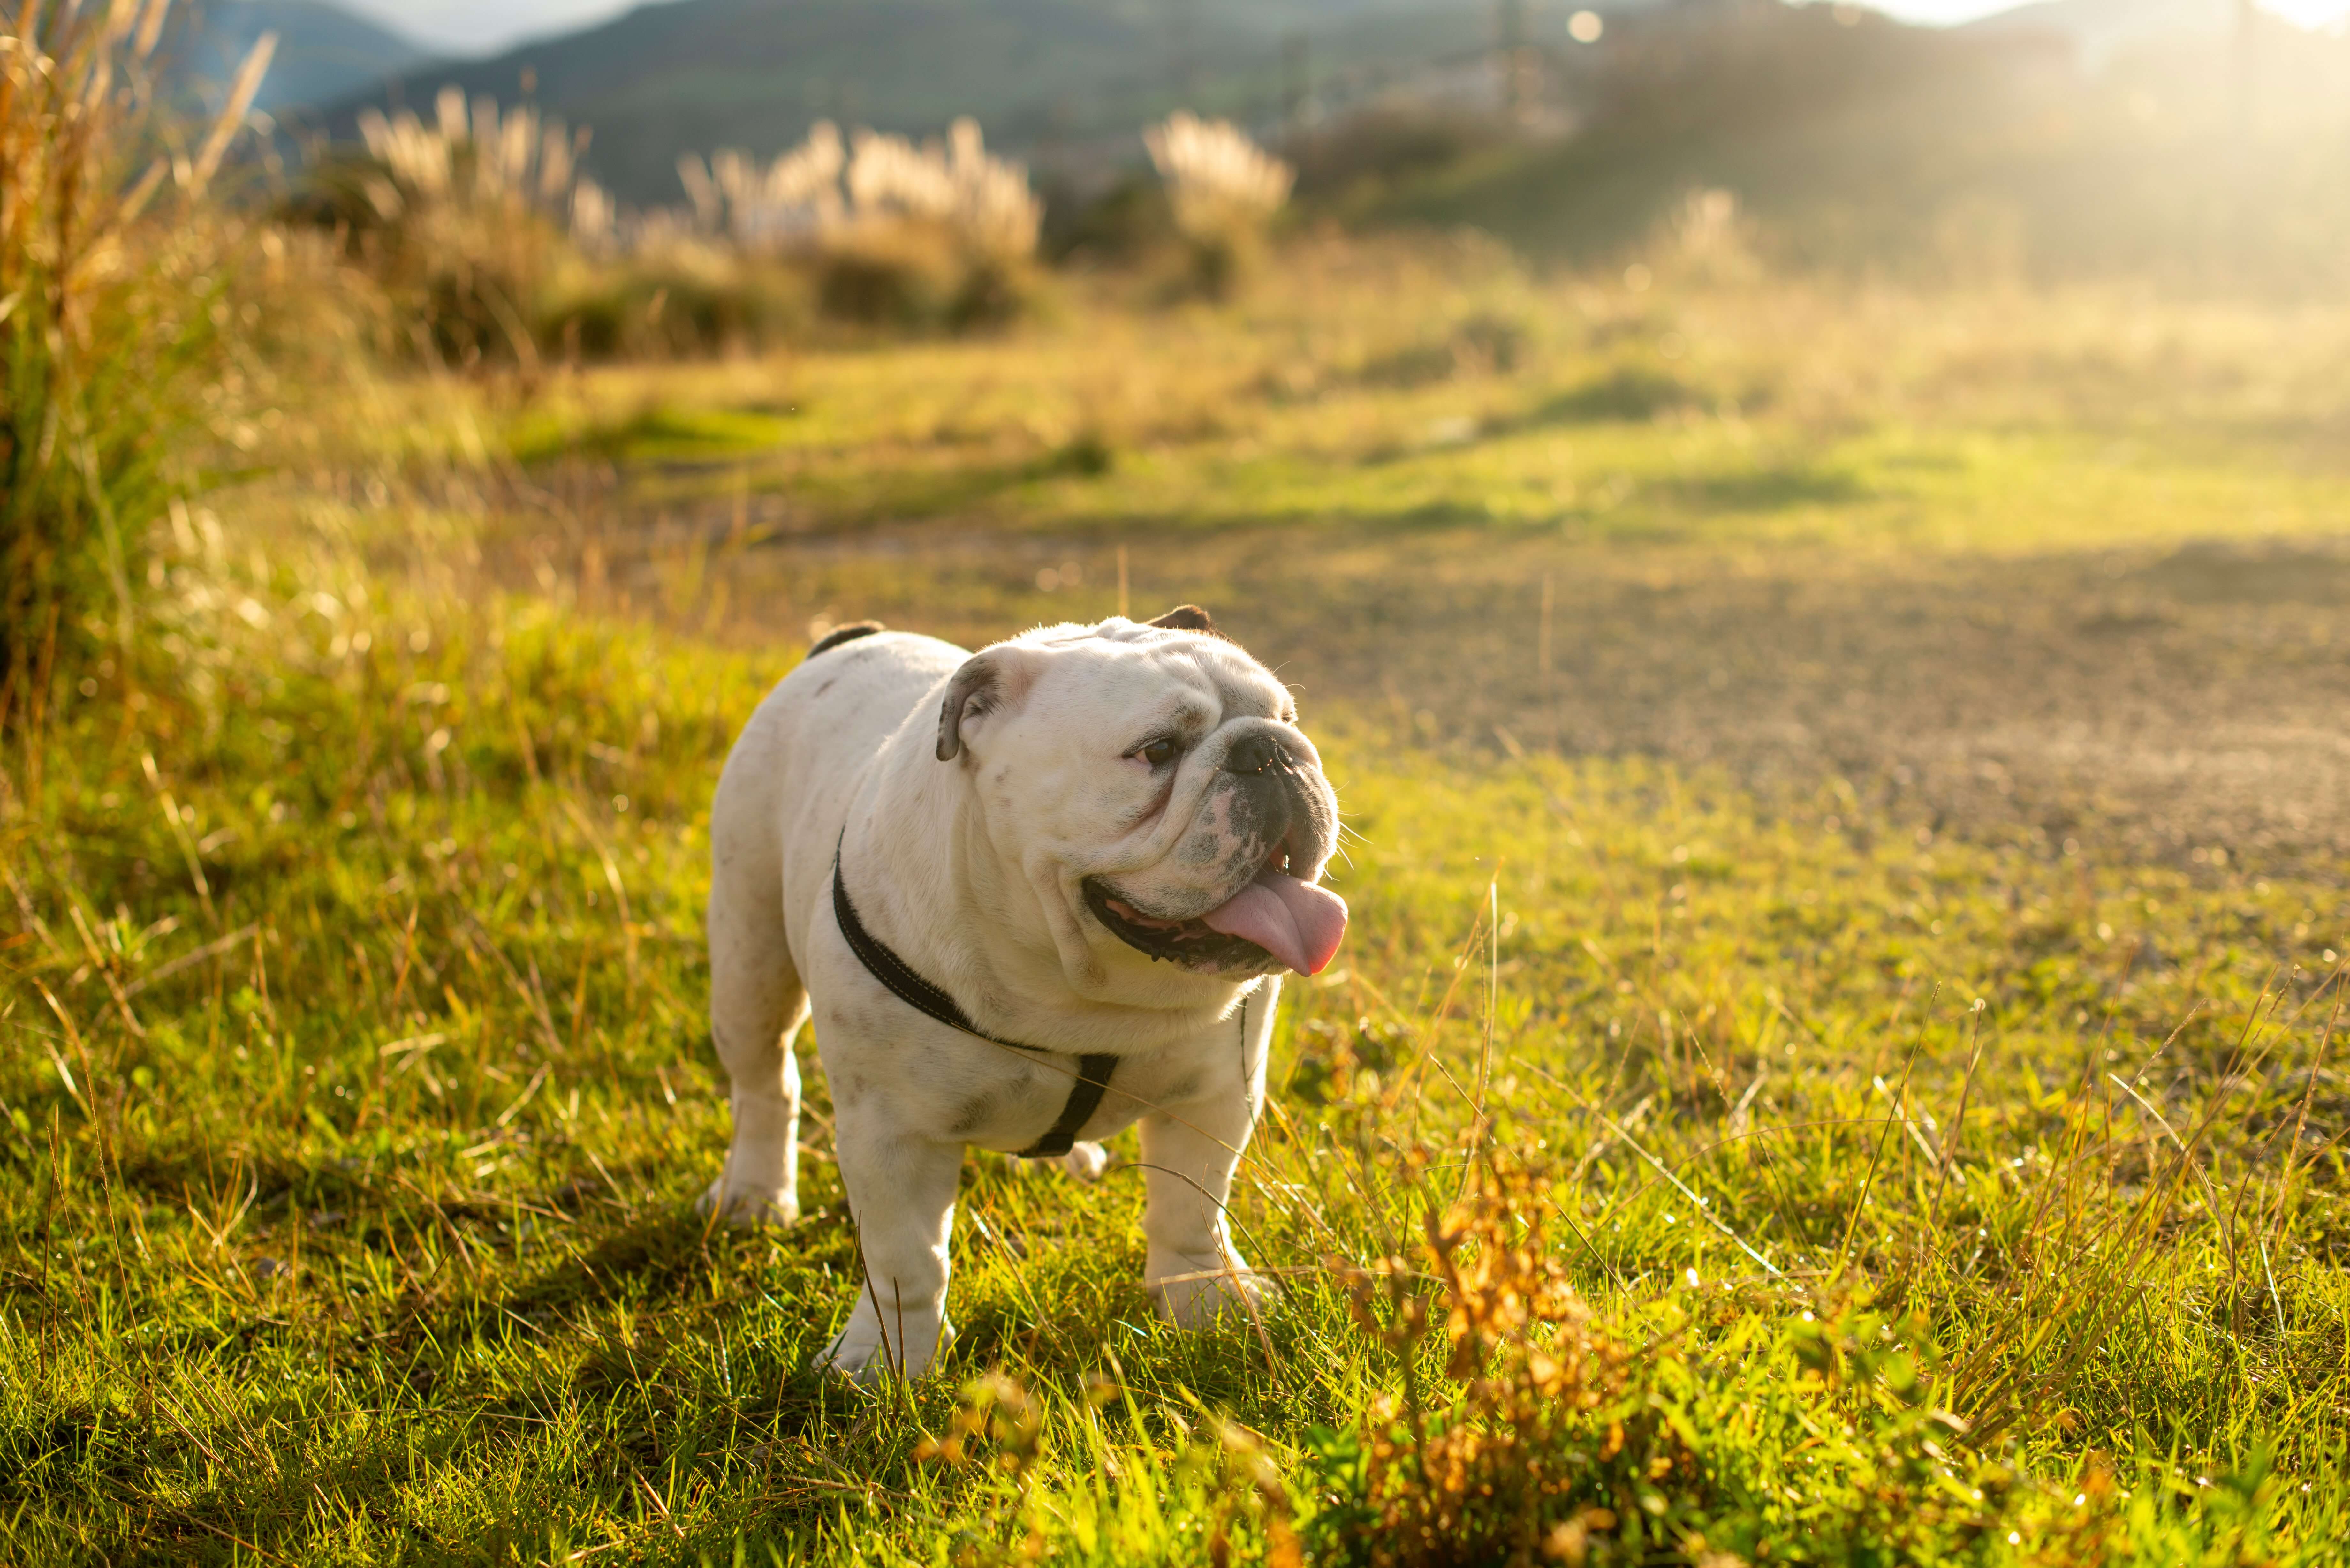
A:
[[832, 850, 1117, 1159]]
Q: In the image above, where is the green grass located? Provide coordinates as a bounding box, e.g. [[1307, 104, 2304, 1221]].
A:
[[491, 251, 2350, 555], [506, 403, 806, 468], [6, 251, 2350, 1564], [4, 577, 2346, 1563]]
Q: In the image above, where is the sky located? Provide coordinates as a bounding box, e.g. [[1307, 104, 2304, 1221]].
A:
[[346, 0, 639, 55], [351, 0, 2350, 58]]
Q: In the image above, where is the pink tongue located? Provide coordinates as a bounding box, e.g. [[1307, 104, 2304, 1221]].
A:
[[1199, 871, 1349, 975]]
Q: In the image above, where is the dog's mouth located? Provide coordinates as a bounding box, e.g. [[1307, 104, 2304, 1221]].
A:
[[1083, 848, 1348, 977]]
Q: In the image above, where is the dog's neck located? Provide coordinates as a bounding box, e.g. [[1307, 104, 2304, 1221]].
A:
[[848, 729, 1249, 1055]]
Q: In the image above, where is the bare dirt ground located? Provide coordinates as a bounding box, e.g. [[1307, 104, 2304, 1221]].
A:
[[507, 506, 2350, 877]]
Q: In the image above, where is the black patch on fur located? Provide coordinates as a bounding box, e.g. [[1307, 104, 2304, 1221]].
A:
[[807, 621, 886, 659]]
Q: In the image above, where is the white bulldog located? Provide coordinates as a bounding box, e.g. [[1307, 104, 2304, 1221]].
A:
[[698, 607, 1347, 1380]]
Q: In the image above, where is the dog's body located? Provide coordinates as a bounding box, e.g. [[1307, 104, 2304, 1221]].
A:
[[700, 611, 1345, 1378]]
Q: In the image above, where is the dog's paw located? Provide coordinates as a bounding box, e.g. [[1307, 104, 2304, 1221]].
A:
[[813, 1314, 954, 1384], [1059, 1141, 1110, 1183], [696, 1175, 799, 1229], [1148, 1258, 1280, 1330]]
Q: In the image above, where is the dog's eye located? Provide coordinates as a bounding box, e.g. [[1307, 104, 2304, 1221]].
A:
[[1137, 737, 1179, 767]]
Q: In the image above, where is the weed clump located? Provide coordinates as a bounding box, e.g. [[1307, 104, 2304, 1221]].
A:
[[1300, 1153, 2165, 1567], [307, 90, 586, 369], [537, 247, 810, 360], [684, 118, 1044, 331], [0, 2, 264, 692], [1146, 112, 1295, 299], [1290, 1015, 1411, 1106], [1314, 1161, 1663, 1567]]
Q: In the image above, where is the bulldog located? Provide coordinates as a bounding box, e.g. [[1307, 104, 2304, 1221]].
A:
[[698, 606, 1346, 1380]]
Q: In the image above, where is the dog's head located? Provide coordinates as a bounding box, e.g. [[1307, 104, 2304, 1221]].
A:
[[936, 607, 1345, 986]]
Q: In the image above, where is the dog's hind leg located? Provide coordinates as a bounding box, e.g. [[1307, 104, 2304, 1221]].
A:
[[699, 853, 807, 1228], [1059, 1141, 1110, 1182]]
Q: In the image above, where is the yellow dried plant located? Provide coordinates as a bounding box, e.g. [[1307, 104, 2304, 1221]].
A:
[[1145, 111, 1294, 245], [687, 117, 1041, 265], [2, 0, 270, 685], [1333, 1157, 1675, 1567]]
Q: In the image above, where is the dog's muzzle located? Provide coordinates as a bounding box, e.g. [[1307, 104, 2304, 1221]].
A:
[[1085, 727, 1346, 976]]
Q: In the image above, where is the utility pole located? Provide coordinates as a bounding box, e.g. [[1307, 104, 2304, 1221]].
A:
[[2231, 0, 2257, 138], [1497, 0, 1533, 126], [1169, 0, 1201, 103], [2228, 0, 2265, 136]]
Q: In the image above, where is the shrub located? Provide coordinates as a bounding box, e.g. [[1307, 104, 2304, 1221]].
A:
[[811, 222, 963, 327], [536, 247, 811, 360], [1145, 111, 1295, 298], [1040, 172, 1179, 268], [300, 89, 589, 368], [0, 0, 267, 697], [1285, 105, 1514, 207], [684, 117, 1044, 330]]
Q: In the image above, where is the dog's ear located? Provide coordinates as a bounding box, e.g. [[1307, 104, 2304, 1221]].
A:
[[936, 649, 1039, 761], [1147, 604, 1218, 636], [807, 619, 885, 659], [936, 656, 996, 761]]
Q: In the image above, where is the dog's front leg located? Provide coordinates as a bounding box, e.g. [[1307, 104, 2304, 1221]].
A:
[[816, 1109, 963, 1383], [1141, 1093, 1267, 1326], [1141, 1051, 1270, 1329]]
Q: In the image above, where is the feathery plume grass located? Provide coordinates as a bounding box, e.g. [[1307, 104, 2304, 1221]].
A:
[[324, 89, 590, 367], [1145, 111, 1294, 297], [696, 117, 1040, 265], [1146, 111, 1295, 241], [673, 118, 1041, 327]]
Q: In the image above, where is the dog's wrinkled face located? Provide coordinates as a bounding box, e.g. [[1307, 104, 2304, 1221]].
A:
[[939, 610, 1345, 983]]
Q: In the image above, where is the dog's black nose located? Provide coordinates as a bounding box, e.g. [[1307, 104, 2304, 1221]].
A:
[[1224, 733, 1286, 774]]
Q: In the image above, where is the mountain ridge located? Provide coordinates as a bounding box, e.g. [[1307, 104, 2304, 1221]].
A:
[[188, 0, 437, 113], [317, 0, 1495, 203]]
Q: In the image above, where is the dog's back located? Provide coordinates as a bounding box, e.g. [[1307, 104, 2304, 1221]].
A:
[[711, 627, 964, 949]]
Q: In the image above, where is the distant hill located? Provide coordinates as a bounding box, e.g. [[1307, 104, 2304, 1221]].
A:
[[323, 0, 1495, 204], [185, 0, 437, 114], [1368, 0, 2350, 292], [1966, 0, 2234, 69]]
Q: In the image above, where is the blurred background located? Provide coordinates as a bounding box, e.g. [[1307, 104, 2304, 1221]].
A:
[[182, 0, 2350, 291], [9, 5, 2350, 1557], [23, 0, 2298, 886], [149, 0, 2350, 870]]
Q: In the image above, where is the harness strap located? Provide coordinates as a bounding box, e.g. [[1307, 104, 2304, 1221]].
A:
[[833, 846, 1116, 1160]]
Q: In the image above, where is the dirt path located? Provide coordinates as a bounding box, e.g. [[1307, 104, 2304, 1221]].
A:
[[516, 508, 2350, 874]]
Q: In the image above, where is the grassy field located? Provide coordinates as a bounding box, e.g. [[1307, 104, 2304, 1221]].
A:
[[5, 245, 2349, 1564]]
